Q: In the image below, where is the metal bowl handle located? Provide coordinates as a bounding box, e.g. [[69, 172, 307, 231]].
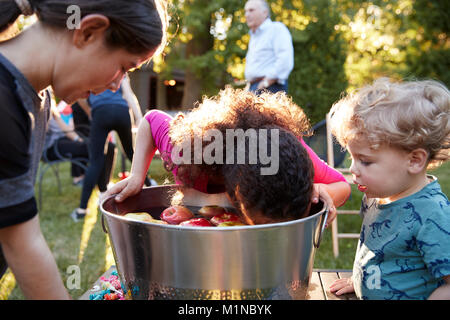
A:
[[101, 195, 122, 234], [314, 210, 328, 248], [101, 213, 108, 234]]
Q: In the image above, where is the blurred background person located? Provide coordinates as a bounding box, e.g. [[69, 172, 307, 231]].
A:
[[71, 75, 152, 222], [244, 0, 294, 94]]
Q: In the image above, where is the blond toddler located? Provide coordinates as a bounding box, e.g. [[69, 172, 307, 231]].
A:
[[329, 78, 450, 300]]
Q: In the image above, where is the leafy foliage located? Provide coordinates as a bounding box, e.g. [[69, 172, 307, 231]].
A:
[[158, 0, 448, 123], [287, 0, 348, 124], [404, 0, 449, 86]]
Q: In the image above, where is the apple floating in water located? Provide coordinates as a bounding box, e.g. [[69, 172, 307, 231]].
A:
[[123, 212, 168, 224], [160, 205, 194, 225], [123, 212, 153, 222], [217, 221, 246, 227], [147, 218, 169, 225], [210, 212, 242, 226], [179, 218, 212, 227], [198, 205, 226, 218]]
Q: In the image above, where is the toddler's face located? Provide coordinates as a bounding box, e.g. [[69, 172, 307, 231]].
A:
[[347, 139, 414, 202]]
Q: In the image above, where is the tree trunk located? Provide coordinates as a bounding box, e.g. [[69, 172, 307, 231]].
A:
[[181, 67, 202, 109], [180, 21, 214, 110]]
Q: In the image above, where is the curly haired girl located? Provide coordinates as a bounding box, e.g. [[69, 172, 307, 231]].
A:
[[106, 88, 351, 225], [222, 125, 316, 224]]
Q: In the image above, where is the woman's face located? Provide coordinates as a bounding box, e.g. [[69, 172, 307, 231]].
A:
[[53, 25, 155, 103]]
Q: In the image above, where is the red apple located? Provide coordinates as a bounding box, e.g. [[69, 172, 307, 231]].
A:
[[217, 221, 246, 227], [179, 218, 212, 227], [210, 212, 242, 226], [198, 205, 226, 218], [160, 205, 194, 225]]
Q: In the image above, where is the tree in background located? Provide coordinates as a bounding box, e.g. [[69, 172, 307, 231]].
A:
[[161, 0, 244, 109], [405, 0, 449, 86], [153, 0, 449, 124], [337, 1, 408, 90], [283, 0, 348, 124], [159, 0, 347, 124], [337, 0, 449, 90]]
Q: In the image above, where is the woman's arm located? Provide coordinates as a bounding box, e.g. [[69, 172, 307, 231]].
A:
[[0, 215, 70, 299]]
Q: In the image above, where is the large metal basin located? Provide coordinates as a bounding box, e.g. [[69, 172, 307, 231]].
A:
[[101, 185, 328, 300]]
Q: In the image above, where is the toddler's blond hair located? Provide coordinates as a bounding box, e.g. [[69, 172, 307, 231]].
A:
[[329, 78, 450, 169]]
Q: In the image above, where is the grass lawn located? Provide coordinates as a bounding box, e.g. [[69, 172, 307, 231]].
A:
[[1, 156, 449, 300]]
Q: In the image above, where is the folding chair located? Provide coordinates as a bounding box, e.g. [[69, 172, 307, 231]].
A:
[[37, 129, 90, 211], [304, 114, 359, 257], [325, 113, 359, 257], [303, 118, 348, 169]]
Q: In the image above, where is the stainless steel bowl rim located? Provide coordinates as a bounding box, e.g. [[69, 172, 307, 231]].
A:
[[101, 194, 327, 232]]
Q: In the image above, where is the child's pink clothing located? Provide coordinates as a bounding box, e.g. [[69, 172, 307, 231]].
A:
[[145, 110, 347, 193]]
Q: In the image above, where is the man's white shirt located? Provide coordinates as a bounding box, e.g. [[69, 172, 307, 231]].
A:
[[245, 18, 294, 85]]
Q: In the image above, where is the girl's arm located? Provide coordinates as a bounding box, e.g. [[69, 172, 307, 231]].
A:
[[301, 139, 351, 225], [313, 181, 351, 208], [311, 181, 351, 227], [129, 119, 156, 184], [104, 119, 157, 202]]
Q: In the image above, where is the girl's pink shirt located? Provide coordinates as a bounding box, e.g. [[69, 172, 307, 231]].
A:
[[145, 110, 347, 193]]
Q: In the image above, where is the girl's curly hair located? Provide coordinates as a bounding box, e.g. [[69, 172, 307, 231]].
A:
[[167, 87, 312, 185], [222, 126, 314, 222]]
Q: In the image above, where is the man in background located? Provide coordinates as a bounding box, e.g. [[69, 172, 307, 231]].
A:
[[244, 0, 294, 94]]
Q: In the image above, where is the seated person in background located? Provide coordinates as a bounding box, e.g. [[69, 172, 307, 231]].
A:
[[44, 101, 115, 189], [44, 101, 88, 185]]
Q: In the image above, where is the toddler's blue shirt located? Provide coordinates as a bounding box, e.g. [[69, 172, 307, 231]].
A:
[[353, 177, 450, 300]]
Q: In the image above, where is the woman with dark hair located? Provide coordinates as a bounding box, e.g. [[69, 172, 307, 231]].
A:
[[0, 0, 168, 299]]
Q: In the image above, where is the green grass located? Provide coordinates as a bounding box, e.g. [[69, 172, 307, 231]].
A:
[[1, 158, 449, 299]]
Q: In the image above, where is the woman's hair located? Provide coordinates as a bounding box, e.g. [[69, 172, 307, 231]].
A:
[[166, 87, 312, 185], [0, 0, 168, 54], [329, 77, 450, 169], [222, 126, 314, 222]]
